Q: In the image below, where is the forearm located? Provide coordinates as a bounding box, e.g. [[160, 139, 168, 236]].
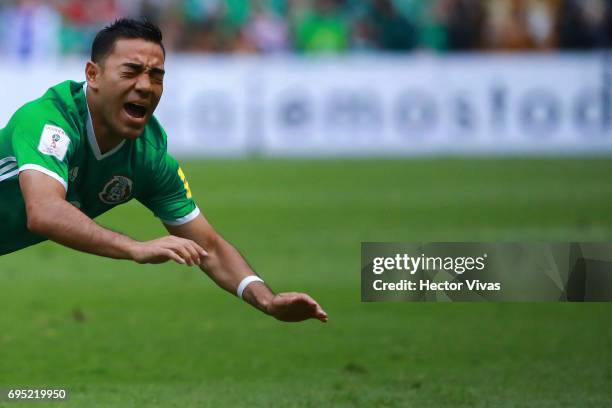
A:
[[27, 199, 136, 259], [167, 216, 327, 322], [199, 235, 275, 314]]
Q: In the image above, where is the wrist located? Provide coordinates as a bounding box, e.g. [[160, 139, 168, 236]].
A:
[[236, 276, 265, 299], [258, 294, 274, 315], [122, 239, 142, 261], [239, 277, 275, 314]]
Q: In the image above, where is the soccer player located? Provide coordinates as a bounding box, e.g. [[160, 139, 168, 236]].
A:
[[0, 19, 327, 324]]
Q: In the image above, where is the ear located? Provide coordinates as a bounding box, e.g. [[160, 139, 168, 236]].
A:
[[85, 61, 101, 91]]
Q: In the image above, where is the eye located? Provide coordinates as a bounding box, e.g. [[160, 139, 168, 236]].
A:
[[121, 70, 138, 78], [151, 73, 164, 84]]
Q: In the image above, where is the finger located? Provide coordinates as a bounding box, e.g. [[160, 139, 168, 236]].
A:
[[180, 240, 201, 265], [305, 296, 319, 307], [275, 293, 297, 305], [315, 305, 328, 322], [168, 244, 194, 266], [303, 297, 327, 321], [284, 293, 308, 302], [189, 240, 208, 257], [288, 295, 307, 306], [186, 240, 208, 263], [306, 300, 326, 317], [305, 300, 327, 322], [167, 237, 196, 265], [282, 293, 314, 307], [298, 294, 319, 308], [173, 237, 207, 264], [163, 249, 186, 265]]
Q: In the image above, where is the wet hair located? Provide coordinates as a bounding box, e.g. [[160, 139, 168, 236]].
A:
[[91, 18, 165, 64]]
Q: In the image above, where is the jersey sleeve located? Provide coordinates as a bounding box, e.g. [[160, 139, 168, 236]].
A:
[[12, 118, 75, 191], [138, 153, 200, 225]]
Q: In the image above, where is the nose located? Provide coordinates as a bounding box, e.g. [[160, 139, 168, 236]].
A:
[[134, 73, 152, 95]]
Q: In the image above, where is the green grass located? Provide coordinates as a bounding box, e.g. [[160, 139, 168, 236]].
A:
[[1, 158, 611, 407]]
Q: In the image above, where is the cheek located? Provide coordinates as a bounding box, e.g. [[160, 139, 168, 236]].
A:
[[151, 90, 163, 110], [104, 82, 129, 105], [103, 95, 124, 119], [154, 83, 163, 96]]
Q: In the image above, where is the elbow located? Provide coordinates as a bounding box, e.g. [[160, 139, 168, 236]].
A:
[[26, 206, 53, 236]]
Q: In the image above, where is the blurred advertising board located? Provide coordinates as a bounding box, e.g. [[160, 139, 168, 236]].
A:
[[1, 54, 610, 157]]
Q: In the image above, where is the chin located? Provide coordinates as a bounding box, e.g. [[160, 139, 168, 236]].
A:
[[123, 131, 144, 140], [119, 125, 146, 140]]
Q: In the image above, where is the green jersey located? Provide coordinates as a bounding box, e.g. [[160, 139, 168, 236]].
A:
[[0, 80, 199, 255]]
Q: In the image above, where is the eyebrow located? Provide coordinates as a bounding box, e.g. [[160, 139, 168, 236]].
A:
[[122, 62, 165, 76]]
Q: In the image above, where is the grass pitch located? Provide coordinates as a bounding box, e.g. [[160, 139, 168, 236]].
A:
[[1, 158, 611, 407]]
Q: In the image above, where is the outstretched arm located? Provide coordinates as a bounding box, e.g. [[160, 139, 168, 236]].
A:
[[20, 170, 206, 265], [165, 215, 328, 323]]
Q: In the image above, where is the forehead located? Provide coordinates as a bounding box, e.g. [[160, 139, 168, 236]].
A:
[[106, 38, 164, 67]]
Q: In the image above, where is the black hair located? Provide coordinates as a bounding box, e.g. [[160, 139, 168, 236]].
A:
[[91, 18, 165, 64]]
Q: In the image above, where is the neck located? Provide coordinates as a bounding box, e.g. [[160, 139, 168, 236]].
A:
[[85, 87, 123, 154]]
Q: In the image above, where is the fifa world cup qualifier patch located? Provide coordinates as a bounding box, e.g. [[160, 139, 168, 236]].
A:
[[99, 175, 133, 204], [38, 124, 70, 161]]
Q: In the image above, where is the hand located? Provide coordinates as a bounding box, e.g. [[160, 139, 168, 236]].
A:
[[128, 235, 208, 265], [266, 292, 328, 323]]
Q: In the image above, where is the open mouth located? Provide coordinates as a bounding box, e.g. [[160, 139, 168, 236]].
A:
[[124, 103, 147, 119]]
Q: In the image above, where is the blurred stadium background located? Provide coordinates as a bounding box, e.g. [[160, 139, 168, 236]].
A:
[[1, 0, 611, 56], [1, 0, 611, 157], [1, 1, 612, 407]]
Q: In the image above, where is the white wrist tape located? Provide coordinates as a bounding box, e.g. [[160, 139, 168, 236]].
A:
[[236, 276, 264, 299]]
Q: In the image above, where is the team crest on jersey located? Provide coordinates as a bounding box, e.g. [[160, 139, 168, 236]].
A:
[[99, 176, 133, 204], [69, 167, 79, 182]]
